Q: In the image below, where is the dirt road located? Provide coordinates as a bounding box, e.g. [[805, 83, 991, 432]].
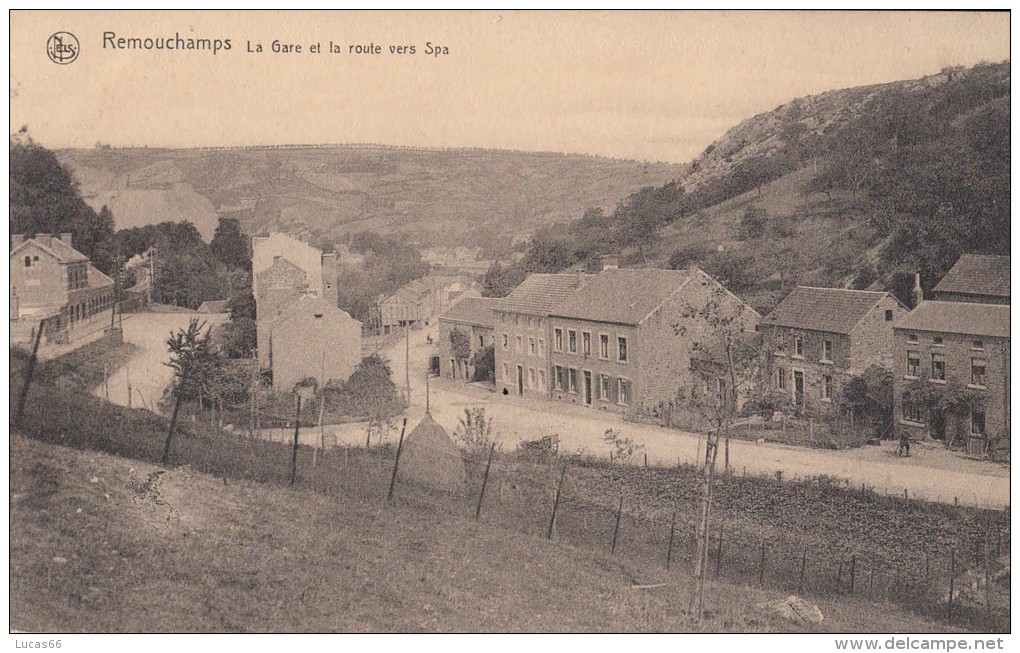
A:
[[379, 324, 1010, 509]]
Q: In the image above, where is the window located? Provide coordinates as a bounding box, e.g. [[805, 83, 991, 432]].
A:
[[528, 367, 536, 388], [906, 351, 920, 378], [599, 334, 610, 359], [503, 363, 510, 380], [23, 256, 31, 267], [821, 340, 833, 363], [599, 374, 610, 400], [582, 332, 591, 357], [528, 317, 534, 329], [793, 335, 804, 358], [568, 368, 579, 393], [972, 340, 985, 350], [821, 375, 833, 401], [907, 333, 918, 343], [537, 319, 543, 329], [885, 309, 894, 321], [529, 337, 536, 356], [538, 339, 545, 358], [539, 369, 547, 391], [618, 336, 628, 362], [902, 394, 922, 423], [554, 328, 563, 352], [568, 330, 577, 353], [971, 402, 986, 435], [502, 333, 509, 349], [930, 353, 945, 382], [618, 379, 631, 405], [554, 365, 565, 391], [933, 336, 944, 346], [479, 335, 484, 347], [515, 335, 523, 353], [514, 315, 520, 326], [777, 367, 787, 391], [971, 358, 987, 387]]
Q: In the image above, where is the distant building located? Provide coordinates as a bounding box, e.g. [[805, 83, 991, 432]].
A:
[[931, 254, 1009, 305], [758, 287, 908, 414], [262, 295, 362, 393], [197, 299, 230, 314], [546, 268, 759, 413], [437, 297, 496, 382], [255, 256, 310, 367], [251, 232, 342, 308], [9, 233, 115, 344], [494, 272, 591, 399], [378, 274, 481, 334]]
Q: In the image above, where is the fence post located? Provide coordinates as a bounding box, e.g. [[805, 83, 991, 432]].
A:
[[289, 396, 302, 485], [386, 418, 408, 502], [475, 442, 497, 519], [665, 510, 677, 569], [714, 525, 724, 577], [345, 442, 350, 468], [849, 555, 857, 595], [13, 323, 44, 430], [837, 558, 844, 585], [610, 491, 624, 554], [948, 550, 956, 618], [798, 548, 807, 593], [546, 464, 567, 540], [758, 540, 767, 587], [985, 535, 992, 624], [643, 453, 648, 468]]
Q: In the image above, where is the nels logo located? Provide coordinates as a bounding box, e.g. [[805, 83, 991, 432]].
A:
[[47, 31, 79, 65]]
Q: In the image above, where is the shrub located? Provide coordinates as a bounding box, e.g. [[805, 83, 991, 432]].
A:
[[602, 428, 644, 462], [454, 407, 495, 456]]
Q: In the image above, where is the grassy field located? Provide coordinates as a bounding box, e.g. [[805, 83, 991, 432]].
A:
[[11, 433, 973, 633], [10, 347, 1009, 632]]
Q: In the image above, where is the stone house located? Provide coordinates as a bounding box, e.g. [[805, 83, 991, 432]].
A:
[[10, 233, 115, 344], [436, 297, 496, 382], [546, 267, 759, 414], [893, 255, 1010, 452], [252, 232, 341, 308], [262, 295, 362, 393], [255, 256, 309, 368], [494, 273, 591, 398], [758, 287, 908, 414]]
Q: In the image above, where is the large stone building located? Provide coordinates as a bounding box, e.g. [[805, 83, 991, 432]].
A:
[[758, 287, 908, 413], [9, 233, 115, 344], [252, 232, 340, 309], [262, 295, 362, 393], [494, 273, 591, 398], [378, 275, 482, 334], [546, 268, 759, 414], [436, 296, 496, 382], [893, 255, 1010, 454]]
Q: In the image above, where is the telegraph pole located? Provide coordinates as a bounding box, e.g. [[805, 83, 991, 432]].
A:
[[404, 304, 411, 407]]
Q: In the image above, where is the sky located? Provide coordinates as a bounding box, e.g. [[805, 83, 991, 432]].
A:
[[9, 10, 1011, 163]]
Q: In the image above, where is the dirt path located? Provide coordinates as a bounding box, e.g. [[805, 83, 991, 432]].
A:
[[376, 324, 1009, 509]]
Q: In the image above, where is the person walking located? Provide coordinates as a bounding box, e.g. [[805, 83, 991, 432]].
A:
[[898, 431, 911, 457]]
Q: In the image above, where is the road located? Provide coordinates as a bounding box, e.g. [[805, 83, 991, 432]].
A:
[[96, 314, 1009, 509], [91, 311, 228, 411]]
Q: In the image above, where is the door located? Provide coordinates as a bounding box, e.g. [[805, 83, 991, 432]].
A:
[[930, 408, 947, 440], [517, 365, 524, 396], [793, 371, 805, 406], [584, 371, 593, 406]]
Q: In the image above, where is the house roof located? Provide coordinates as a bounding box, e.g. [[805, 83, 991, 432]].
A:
[[256, 256, 307, 289], [197, 299, 230, 314], [933, 254, 1010, 299], [496, 273, 591, 316], [11, 236, 89, 264], [894, 300, 1010, 339], [549, 269, 692, 325], [86, 264, 115, 290], [438, 297, 496, 328], [760, 286, 892, 335], [265, 294, 360, 332]]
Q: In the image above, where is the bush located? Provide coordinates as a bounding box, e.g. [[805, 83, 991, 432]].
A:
[[454, 407, 495, 456], [602, 428, 644, 462], [469, 345, 494, 382]]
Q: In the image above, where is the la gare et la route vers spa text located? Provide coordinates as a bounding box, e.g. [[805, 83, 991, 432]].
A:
[[101, 32, 451, 56]]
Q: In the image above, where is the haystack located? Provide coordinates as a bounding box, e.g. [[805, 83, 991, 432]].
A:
[[396, 413, 466, 492]]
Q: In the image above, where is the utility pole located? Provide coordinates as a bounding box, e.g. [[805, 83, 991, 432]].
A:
[[249, 347, 258, 439], [404, 304, 411, 407]]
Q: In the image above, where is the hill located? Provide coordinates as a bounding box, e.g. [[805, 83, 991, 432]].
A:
[[56, 145, 685, 250]]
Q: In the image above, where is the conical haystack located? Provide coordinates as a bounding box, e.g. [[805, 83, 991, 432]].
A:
[[397, 413, 466, 492]]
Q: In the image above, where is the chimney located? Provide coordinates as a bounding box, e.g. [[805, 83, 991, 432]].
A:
[[321, 252, 339, 308], [600, 255, 619, 271], [912, 272, 924, 308], [273, 255, 282, 264], [60, 232, 73, 247], [687, 263, 701, 278], [36, 234, 51, 248], [10, 234, 25, 249]]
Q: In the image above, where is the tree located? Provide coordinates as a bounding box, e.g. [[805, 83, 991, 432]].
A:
[[10, 134, 116, 272], [449, 328, 472, 361], [482, 261, 526, 298], [210, 217, 252, 270], [162, 319, 216, 463], [469, 345, 494, 382]]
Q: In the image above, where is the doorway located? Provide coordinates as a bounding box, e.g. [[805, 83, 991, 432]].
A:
[[794, 370, 805, 406], [583, 370, 593, 406]]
